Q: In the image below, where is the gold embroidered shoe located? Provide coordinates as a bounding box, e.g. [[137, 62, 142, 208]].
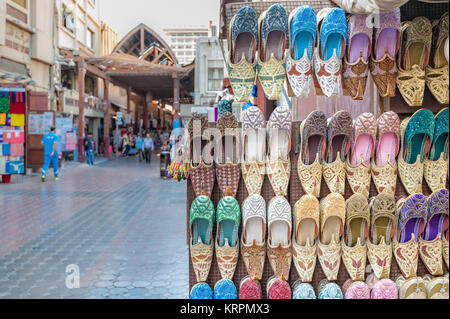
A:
[[418, 189, 449, 276], [292, 195, 320, 283], [318, 193, 346, 281], [396, 276, 427, 299], [267, 196, 292, 281], [242, 106, 266, 196], [367, 193, 396, 279], [257, 4, 288, 100], [347, 113, 377, 198], [266, 106, 292, 197], [371, 111, 400, 195], [323, 111, 353, 195], [423, 275, 449, 299], [241, 194, 267, 280], [341, 193, 370, 281], [426, 12, 449, 105], [190, 195, 215, 282], [228, 6, 258, 102], [297, 111, 327, 198], [424, 107, 449, 192], [396, 17, 432, 107], [393, 195, 427, 279], [444, 231, 449, 269], [398, 109, 435, 195]]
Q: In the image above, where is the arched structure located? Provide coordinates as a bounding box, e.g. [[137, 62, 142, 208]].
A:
[[112, 23, 178, 66]]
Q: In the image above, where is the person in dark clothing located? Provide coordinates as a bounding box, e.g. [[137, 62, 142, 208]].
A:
[[85, 134, 94, 165]]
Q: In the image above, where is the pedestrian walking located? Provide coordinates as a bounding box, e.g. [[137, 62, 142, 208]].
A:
[[143, 133, 154, 164], [136, 134, 145, 162], [41, 126, 59, 182], [85, 134, 94, 165], [122, 132, 131, 157]]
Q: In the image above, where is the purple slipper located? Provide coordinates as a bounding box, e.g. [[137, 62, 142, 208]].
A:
[[398, 194, 427, 244]]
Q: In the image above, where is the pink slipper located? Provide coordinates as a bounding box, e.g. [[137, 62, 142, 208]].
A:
[[267, 276, 291, 299], [344, 281, 371, 299], [371, 279, 398, 299], [239, 276, 262, 299]]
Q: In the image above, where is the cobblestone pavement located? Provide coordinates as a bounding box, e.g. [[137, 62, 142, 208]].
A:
[[0, 155, 189, 299]]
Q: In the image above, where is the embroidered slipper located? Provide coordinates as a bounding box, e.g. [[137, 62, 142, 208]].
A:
[[396, 275, 427, 299], [393, 194, 427, 279], [318, 193, 346, 281], [267, 276, 292, 299], [419, 189, 449, 276], [286, 5, 316, 97], [424, 107, 449, 192], [228, 6, 258, 102], [323, 110, 353, 195], [241, 194, 267, 280], [397, 17, 432, 107], [367, 193, 396, 279], [347, 113, 377, 198], [188, 113, 215, 198], [214, 279, 238, 299], [292, 194, 319, 283], [423, 275, 449, 299], [444, 230, 449, 269], [215, 194, 240, 280], [190, 195, 215, 282], [190, 283, 213, 299], [266, 106, 292, 197], [371, 111, 400, 195], [343, 14, 372, 100], [267, 196, 292, 281], [365, 272, 380, 290], [297, 111, 327, 198], [292, 281, 316, 299], [239, 276, 262, 299], [318, 281, 343, 299], [344, 281, 370, 299], [398, 109, 435, 195], [216, 112, 240, 198], [257, 4, 288, 100], [342, 193, 370, 281], [426, 12, 449, 105], [242, 106, 266, 196], [370, 9, 401, 98], [370, 279, 398, 299], [313, 7, 347, 97]]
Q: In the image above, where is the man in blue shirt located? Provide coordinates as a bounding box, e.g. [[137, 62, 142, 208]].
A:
[[41, 126, 59, 182], [84, 134, 94, 165]]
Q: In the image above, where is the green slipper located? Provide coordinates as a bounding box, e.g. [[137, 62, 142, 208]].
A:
[[430, 107, 449, 162], [403, 108, 435, 164]]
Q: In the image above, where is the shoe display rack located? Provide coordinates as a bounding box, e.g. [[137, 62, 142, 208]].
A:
[[186, 1, 449, 298]]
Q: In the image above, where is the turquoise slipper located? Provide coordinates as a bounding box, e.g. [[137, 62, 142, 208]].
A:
[[190, 283, 213, 299], [430, 107, 449, 162], [291, 6, 316, 61], [214, 279, 238, 299], [403, 108, 435, 165], [318, 7, 347, 61]]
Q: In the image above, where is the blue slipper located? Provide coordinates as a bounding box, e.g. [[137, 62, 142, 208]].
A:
[[290, 6, 316, 61], [318, 282, 343, 299], [292, 282, 316, 299], [214, 279, 238, 299], [318, 7, 347, 61], [190, 283, 213, 299]]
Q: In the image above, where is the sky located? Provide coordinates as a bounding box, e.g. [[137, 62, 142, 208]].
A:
[[99, 0, 221, 44]]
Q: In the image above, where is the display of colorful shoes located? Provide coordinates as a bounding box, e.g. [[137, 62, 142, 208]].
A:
[[424, 107, 449, 192], [393, 194, 427, 279], [397, 17, 432, 107], [314, 8, 348, 97], [343, 14, 372, 100], [341, 193, 370, 281], [228, 6, 258, 103], [257, 4, 288, 100], [286, 5, 316, 98]]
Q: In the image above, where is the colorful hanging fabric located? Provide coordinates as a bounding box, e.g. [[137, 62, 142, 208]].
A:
[[5, 114, 11, 126], [0, 113, 6, 125], [11, 114, 24, 126], [2, 143, 10, 156], [10, 102, 25, 114], [10, 143, 24, 157], [9, 91, 25, 103], [0, 97, 9, 113]]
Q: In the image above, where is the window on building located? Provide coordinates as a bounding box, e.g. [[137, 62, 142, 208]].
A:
[[63, 7, 75, 33], [208, 68, 223, 91], [11, 0, 27, 8], [87, 29, 95, 49]]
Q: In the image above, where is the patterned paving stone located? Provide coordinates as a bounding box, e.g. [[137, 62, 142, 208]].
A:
[[0, 157, 188, 299]]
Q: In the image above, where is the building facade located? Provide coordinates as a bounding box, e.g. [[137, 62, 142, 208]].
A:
[[163, 26, 209, 65]]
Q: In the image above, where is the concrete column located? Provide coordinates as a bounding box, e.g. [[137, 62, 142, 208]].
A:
[[172, 73, 180, 113], [144, 92, 152, 132], [77, 59, 86, 162], [103, 78, 111, 158]]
